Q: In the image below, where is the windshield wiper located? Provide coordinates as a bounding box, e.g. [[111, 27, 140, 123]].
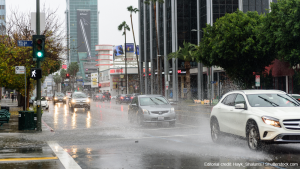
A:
[[155, 98, 168, 104], [149, 98, 158, 105], [277, 94, 300, 106], [258, 96, 279, 107]]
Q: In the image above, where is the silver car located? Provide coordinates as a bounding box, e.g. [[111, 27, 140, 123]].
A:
[[68, 92, 90, 112], [128, 95, 176, 126]]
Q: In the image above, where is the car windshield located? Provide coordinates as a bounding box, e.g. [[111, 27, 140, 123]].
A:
[[73, 93, 87, 98], [247, 94, 300, 107], [56, 93, 64, 97], [140, 97, 169, 106]]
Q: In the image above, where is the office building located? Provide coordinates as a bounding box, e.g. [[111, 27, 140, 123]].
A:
[[138, 0, 271, 101], [0, 0, 5, 35], [65, 0, 99, 81]]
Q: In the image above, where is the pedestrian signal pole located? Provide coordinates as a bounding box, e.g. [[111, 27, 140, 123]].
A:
[[36, 0, 42, 131]]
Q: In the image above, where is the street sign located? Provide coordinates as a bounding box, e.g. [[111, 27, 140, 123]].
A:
[[183, 88, 187, 93], [15, 66, 25, 74], [30, 68, 42, 80], [166, 86, 169, 90], [165, 81, 169, 86], [211, 81, 216, 84], [255, 75, 260, 87], [17, 41, 33, 47]]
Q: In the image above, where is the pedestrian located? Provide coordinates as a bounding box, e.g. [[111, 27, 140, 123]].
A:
[[11, 94, 14, 103]]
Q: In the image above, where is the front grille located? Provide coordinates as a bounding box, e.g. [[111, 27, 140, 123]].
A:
[[151, 111, 169, 114], [282, 135, 300, 140], [283, 119, 300, 130]]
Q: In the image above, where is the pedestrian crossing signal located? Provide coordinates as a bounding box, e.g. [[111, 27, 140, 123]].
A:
[[66, 73, 70, 78], [30, 68, 42, 80]]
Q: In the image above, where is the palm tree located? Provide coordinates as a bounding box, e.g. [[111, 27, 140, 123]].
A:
[[53, 73, 62, 91], [118, 21, 130, 94], [127, 6, 140, 93], [144, 0, 164, 94], [67, 62, 79, 91], [168, 41, 196, 100]]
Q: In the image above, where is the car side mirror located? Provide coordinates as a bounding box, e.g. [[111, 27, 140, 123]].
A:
[[131, 104, 137, 107], [235, 103, 245, 109]]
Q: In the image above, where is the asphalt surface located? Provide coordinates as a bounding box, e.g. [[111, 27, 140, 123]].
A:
[[2, 100, 300, 168]]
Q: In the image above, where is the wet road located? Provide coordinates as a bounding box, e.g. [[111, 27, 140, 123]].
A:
[[36, 100, 300, 169]]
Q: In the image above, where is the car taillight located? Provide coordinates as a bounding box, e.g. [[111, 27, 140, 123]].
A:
[[131, 97, 133, 99], [96, 96, 98, 97], [110, 96, 111, 98], [121, 97, 124, 99]]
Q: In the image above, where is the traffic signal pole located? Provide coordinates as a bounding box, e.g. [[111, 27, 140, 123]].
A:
[[36, 0, 42, 131]]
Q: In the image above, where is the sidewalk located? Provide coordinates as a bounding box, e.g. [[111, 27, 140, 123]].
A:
[[174, 101, 214, 114], [0, 104, 64, 169]]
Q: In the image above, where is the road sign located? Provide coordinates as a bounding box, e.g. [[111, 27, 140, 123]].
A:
[[210, 81, 216, 84], [165, 81, 169, 86], [15, 66, 25, 74], [255, 75, 260, 87], [17, 41, 33, 47], [166, 86, 169, 90], [183, 88, 187, 93]]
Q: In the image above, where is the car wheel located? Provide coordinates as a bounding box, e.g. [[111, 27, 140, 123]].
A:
[[211, 118, 222, 143], [247, 122, 263, 151], [136, 113, 144, 126], [169, 121, 176, 127]]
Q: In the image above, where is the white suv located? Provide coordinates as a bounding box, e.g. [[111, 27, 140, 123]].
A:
[[210, 90, 300, 150]]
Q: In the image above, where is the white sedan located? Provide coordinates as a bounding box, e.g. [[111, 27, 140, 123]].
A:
[[210, 90, 300, 150], [33, 96, 49, 110]]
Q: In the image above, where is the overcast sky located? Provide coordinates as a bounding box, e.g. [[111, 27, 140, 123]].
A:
[[7, 0, 139, 46]]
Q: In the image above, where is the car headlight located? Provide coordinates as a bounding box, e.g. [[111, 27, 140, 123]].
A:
[[261, 116, 281, 128], [64, 97, 66, 99], [54, 97, 58, 100], [170, 108, 175, 113], [71, 99, 76, 103], [142, 109, 150, 114], [86, 99, 90, 102]]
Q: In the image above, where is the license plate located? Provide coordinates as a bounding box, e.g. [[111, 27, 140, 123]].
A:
[[80, 104, 83, 105], [158, 116, 164, 121], [126, 98, 129, 100]]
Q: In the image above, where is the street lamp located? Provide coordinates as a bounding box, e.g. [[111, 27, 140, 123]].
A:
[[191, 29, 212, 106]]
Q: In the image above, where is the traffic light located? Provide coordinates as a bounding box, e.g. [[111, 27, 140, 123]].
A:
[[66, 73, 70, 78], [32, 35, 45, 60], [98, 83, 101, 88]]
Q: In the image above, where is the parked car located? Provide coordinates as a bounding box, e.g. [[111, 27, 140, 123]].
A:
[[210, 90, 300, 150], [53, 92, 66, 104], [128, 95, 176, 126], [116, 94, 132, 104], [93, 93, 104, 102], [29, 96, 35, 106], [33, 96, 49, 110], [68, 92, 90, 112]]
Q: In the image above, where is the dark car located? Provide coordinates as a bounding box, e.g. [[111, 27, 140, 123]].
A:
[[93, 94, 104, 102], [103, 92, 111, 102], [116, 94, 133, 104], [53, 92, 66, 104], [128, 95, 176, 126]]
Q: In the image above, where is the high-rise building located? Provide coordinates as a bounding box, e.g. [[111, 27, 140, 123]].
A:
[[0, 0, 5, 35], [66, 0, 99, 81], [139, 0, 271, 101]]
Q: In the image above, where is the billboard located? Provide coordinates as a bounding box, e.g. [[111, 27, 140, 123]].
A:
[[113, 45, 124, 56], [91, 73, 98, 88], [135, 45, 139, 55], [77, 10, 91, 58], [62, 65, 67, 70], [125, 43, 134, 53]]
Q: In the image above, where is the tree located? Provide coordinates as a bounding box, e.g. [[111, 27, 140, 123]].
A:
[[198, 10, 274, 88], [127, 6, 140, 93], [168, 41, 196, 100], [261, 0, 300, 67], [144, 0, 164, 94], [0, 8, 65, 109], [67, 62, 79, 91], [60, 69, 67, 83], [53, 73, 62, 91], [118, 21, 130, 94]]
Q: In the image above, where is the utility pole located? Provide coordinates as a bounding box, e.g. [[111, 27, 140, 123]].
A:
[[125, 31, 128, 94], [36, 0, 42, 131]]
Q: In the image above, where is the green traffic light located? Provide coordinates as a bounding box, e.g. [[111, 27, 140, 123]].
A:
[[37, 52, 43, 57]]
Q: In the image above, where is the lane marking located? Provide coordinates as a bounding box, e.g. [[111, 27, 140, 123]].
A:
[[0, 157, 58, 162], [48, 141, 81, 169]]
